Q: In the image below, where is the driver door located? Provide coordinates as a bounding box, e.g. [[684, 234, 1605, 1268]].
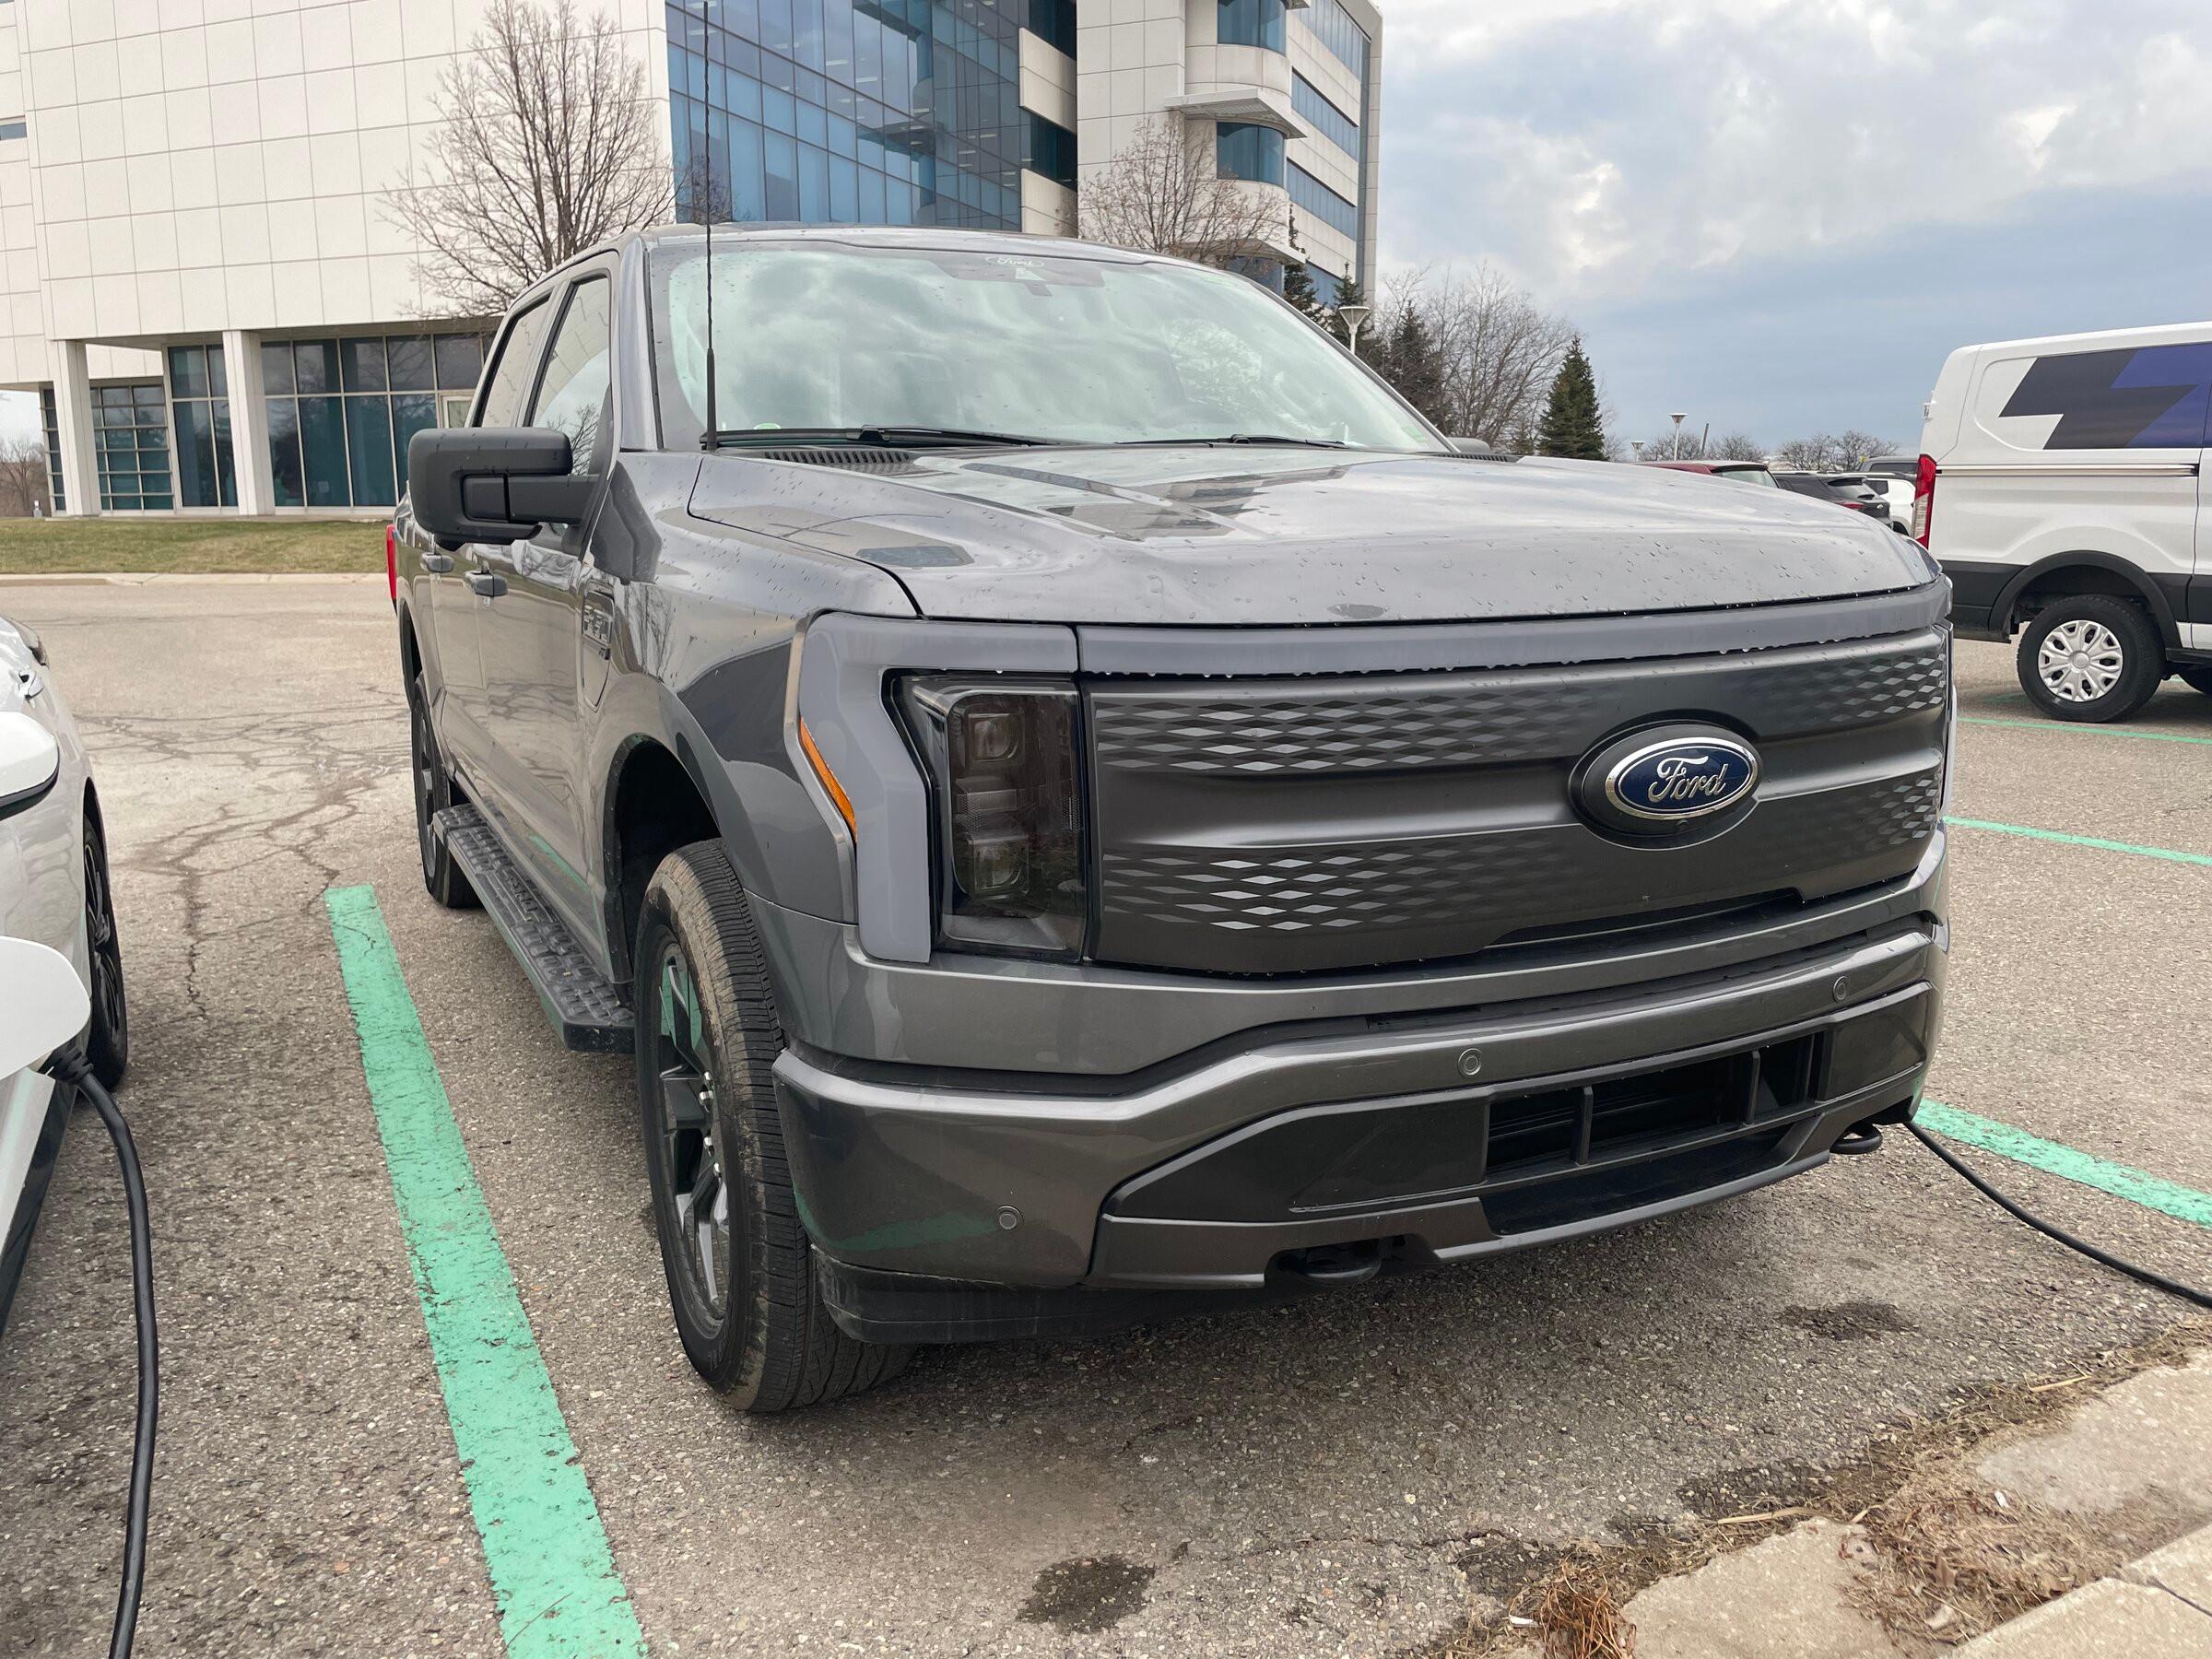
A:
[[472, 267, 617, 930]]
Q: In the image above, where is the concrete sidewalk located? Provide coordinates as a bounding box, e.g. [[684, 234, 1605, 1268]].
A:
[[1504, 1342, 2212, 1658]]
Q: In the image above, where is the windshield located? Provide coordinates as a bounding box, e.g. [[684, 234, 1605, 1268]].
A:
[[1714, 466, 1777, 487], [647, 238, 1441, 453]]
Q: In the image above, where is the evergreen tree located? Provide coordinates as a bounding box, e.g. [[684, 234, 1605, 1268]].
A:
[[1280, 259, 1324, 322], [1537, 340, 1606, 460], [1381, 305, 1447, 429]]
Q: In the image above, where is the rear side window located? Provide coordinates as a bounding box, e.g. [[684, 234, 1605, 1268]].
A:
[[477, 298, 553, 428], [527, 277, 613, 474]]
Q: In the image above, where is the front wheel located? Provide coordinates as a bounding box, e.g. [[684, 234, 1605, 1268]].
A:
[[635, 841, 909, 1411], [81, 806, 128, 1088], [2016, 596, 2163, 724]]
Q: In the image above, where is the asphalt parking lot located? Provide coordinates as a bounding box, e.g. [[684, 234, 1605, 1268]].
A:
[[2, 576, 2209, 1658]]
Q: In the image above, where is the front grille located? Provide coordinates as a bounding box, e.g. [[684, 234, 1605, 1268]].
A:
[[1085, 627, 1948, 975]]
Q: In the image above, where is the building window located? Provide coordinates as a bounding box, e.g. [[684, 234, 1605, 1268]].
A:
[[1299, 0, 1370, 77], [667, 0, 1024, 237], [94, 384, 171, 512], [263, 334, 486, 509], [40, 386, 62, 512], [1291, 74, 1359, 159], [1217, 122, 1285, 186], [0, 121, 26, 142], [1218, 0, 1286, 52], [1288, 161, 1359, 239], [167, 346, 236, 508], [1229, 256, 1285, 294], [1027, 111, 1076, 188], [1307, 264, 1344, 309], [1027, 0, 1075, 56]]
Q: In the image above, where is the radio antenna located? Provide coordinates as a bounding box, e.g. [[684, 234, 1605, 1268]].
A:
[[700, 197, 718, 451]]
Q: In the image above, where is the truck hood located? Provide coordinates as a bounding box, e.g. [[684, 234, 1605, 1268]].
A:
[[687, 445, 1939, 626]]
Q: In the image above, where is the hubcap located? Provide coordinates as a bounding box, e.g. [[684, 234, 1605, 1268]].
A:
[[653, 943, 729, 1322], [2038, 619, 2124, 703]]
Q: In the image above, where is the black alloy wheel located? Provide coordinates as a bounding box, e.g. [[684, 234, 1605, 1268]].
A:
[[409, 673, 477, 908], [82, 808, 128, 1088]]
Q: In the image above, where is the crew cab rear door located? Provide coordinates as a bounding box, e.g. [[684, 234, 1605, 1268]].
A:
[[470, 264, 618, 930]]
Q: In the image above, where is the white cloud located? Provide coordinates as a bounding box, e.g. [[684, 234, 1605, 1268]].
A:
[[1380, 1, 2212, 300]]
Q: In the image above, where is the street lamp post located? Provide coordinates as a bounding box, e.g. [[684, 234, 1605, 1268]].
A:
[[1669, 412, 1688, 459], [1335, 301, 1372, 358]]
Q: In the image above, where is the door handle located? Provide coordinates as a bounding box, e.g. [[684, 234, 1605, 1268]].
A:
[[466, 570, 508, 599], [421, 551, 454, 574]]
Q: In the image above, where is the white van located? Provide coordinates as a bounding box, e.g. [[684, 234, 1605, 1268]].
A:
[[1917, 322, 2212, 722]]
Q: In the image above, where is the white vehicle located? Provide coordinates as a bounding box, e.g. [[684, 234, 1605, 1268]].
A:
[[1, 616, 128, 1333], [1917, 323, 2212, 722]]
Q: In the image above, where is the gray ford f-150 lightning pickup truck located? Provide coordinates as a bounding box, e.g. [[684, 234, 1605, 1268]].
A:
[[394, 225, 1951, 1412]]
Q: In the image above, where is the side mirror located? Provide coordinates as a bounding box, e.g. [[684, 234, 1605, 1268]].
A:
[[1449, 435, 1503, 457], [0, 936, 89, 1077], [0, 712, 60, 822], [406, 427, 595, 547]]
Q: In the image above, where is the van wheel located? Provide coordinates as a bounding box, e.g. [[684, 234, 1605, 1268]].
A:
[[2017, 596, 2163, 724], [2176, 665, 2212, 700], [635, 841, 910, 1411]]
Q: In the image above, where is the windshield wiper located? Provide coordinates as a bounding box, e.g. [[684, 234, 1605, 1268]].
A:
[[1110, 433, 1352, 449], [707, 425, 1066, 451]]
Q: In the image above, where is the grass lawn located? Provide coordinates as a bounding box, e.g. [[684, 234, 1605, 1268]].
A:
[[0, 516, 386, 575]]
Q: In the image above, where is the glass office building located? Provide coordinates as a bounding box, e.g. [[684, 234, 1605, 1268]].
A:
[[666, 0, 1028, 232]]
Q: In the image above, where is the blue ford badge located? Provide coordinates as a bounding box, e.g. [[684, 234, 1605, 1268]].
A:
[[1603, 735, 1760, 825]]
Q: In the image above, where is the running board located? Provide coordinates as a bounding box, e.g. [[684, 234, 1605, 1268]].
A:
[[432, 804, 634, 1053]]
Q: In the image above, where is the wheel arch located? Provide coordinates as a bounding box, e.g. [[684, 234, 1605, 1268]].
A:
[[603, 735, 724, 989], [1994, 552, 2181, 647]]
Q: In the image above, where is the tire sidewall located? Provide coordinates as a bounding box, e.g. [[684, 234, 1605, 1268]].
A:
[[82, 809, 128, 1087], [2017, 598, 2163, 724], [634, 853, 781, 1405]]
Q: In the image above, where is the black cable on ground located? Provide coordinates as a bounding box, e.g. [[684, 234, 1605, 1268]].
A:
[[1909, 1121, 2212, 1313], [43, 1050, 158, 1659]]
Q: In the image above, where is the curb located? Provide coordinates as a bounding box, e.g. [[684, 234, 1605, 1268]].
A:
[[1955, 1521, 2212, 1656], [0, 571, 383, 585]]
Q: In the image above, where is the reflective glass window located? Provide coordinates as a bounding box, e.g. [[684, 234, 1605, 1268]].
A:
[[526, 277, 613, 474]]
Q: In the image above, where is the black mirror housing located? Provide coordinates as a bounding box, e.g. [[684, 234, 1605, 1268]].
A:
[[407, 427, 594, 546]]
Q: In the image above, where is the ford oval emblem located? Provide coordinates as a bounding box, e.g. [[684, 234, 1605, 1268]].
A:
[[1603, 735, 1760, 825]]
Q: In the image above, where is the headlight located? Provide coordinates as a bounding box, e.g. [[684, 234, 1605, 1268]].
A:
[[896, 676, 1088, 957]]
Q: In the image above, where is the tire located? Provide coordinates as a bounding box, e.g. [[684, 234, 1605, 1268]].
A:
[[2176, 665, 2212, 699], [634, 841, 909, 1410], [2016, 595, 2164, 724], [81, 806, 128, 1089], [408, 671, 477, 908]]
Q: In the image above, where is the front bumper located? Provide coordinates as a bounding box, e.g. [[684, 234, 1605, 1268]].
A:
[[773, 888, 1947, 1335]]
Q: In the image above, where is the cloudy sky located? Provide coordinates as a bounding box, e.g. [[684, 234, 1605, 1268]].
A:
[[1381, 0, 2212, 452]]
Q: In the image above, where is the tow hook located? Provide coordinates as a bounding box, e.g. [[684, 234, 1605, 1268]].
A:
[[1832, 1123, 1886, 1156]]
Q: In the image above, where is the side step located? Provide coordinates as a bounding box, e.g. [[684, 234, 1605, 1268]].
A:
[[432, 804, 634, 1053]]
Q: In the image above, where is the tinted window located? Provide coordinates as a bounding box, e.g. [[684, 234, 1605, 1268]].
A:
[[527, 277, 613, 474], [478, 299, 554, 428]]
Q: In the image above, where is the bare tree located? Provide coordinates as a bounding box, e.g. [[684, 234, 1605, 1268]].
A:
[[387, 0, 674, 316], [1079, 116, 1286, 268], [1712, 431, 1766, 462], [1771, 430, 1900, 473], [1377, 265, 1577, 448], [0, 432, 50, 517]]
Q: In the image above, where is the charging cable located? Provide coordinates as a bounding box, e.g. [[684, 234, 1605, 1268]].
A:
[[41, 1049, 157, 1659], [1909, 1121, 2212, 1312]]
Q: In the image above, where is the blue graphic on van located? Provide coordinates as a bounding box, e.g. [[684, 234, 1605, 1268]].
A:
[[2002, 343, 2212, 451]]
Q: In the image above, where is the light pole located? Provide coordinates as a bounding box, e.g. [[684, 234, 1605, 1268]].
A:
[[1336, 301, 1372, 358], [1669, 412, 1688, 459]]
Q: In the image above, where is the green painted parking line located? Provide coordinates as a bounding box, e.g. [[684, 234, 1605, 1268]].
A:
[[324, 886, 646, 1659], [1946, 817, 2212, 868], [1919, 1100, 2212, 1230], [1960, 715, 2212, 746]]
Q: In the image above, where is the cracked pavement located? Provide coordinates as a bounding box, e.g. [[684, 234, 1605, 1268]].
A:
[[1, 576, 2208, 1656]]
